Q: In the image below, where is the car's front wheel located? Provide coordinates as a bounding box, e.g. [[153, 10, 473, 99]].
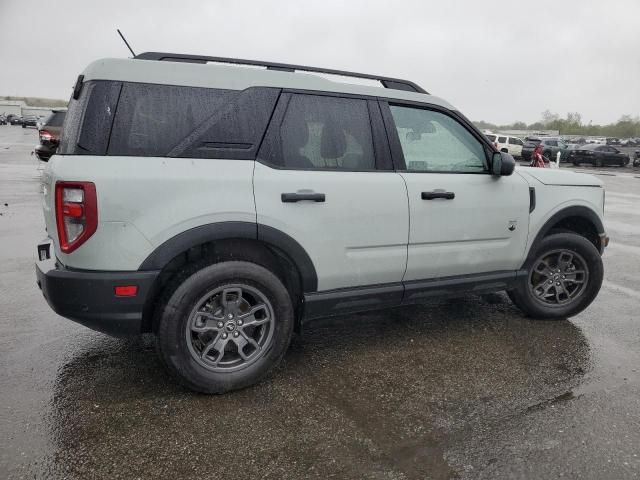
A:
[[508, 233, 603, 319], [156, 261, 294, 393]]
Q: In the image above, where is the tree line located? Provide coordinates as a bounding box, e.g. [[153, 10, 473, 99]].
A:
[[475, 111, 640, 138]]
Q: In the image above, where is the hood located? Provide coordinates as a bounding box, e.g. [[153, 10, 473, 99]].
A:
[[516, 166, 603, 187]]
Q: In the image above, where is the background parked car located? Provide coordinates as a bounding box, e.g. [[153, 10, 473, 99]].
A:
[[0, 115, 6, 125], [485, 134, 525, 158], [34, 109, 66, 162], [22, 115, 38, 128], [7, 114, 23, 125], [634, 150, 640, 167], [521, 137, 570, 162], [569, 144, 630, 167]]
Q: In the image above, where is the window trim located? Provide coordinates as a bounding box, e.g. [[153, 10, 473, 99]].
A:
[[256, 90, 394, 172], [378, 99, 492, 174]]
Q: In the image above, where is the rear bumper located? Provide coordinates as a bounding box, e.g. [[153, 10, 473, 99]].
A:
[[34, 144, 55, 161], [35, 240, 159, 335], [599, 232, 609, 254]]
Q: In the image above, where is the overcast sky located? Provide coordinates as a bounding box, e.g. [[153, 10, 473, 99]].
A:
[[1, 0, 638, 125]]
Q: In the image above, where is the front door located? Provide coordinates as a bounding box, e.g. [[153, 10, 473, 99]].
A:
[[381, 102, 531, 282], [254, 93, 409, 292]]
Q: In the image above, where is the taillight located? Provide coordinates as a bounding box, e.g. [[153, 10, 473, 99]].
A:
[[39, 130, 53, 142], [55, 182, 98, 253]]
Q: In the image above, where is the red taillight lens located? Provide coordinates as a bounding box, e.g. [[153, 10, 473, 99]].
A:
[[55, 181, 98, 253], [39, 130, 53, 142]]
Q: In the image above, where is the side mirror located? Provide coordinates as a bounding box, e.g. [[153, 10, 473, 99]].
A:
[[492, 151, 515, 176]]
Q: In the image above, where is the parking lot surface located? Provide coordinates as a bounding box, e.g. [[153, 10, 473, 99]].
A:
[[1, 126, 640, 479]]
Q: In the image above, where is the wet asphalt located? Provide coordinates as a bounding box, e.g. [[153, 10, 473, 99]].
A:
[[1, 126, 639, 479]]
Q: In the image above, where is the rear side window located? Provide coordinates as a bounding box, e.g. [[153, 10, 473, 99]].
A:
[[497, 136, 507, 143], [486, 134, 496, 141], [276, 94, 376, 170], [108, 84, 279, 159]]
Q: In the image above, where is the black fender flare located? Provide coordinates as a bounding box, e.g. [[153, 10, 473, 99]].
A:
[[138, 221, 318, 292], [528, 205, 605, 256]]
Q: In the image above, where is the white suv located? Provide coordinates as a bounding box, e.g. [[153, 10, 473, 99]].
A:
[[36, 53, 608, 393], [485, 134, 525, 158]]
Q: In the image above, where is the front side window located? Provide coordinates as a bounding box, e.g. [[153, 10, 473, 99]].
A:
[[497, 136, 507, 143], [390, 105, 486, 173], [277, 94, 375, 170]]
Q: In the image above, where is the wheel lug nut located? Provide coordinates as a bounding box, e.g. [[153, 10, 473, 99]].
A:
[[237, 319, 243, 326], [222, 333, 228, 339], [227, 314, 234, 319], [217, 322, 224, 328], [556, 282, 561, 286], [233, 331, 239, 337]]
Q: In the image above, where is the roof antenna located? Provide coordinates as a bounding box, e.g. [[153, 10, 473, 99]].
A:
[[117, 29, 136, 57]]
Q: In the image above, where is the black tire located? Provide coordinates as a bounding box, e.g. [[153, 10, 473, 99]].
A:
[[508, 233, 603, 319], [156, 261, 294, 393]]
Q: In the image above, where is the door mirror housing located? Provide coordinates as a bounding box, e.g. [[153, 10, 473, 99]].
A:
[[491, 151, 515, 176]]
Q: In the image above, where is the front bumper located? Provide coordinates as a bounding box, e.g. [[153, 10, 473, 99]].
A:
[[35, 239, 159, 335]]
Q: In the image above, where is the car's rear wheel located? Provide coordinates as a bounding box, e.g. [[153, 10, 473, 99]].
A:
[[156, 261, 294, 393], [508, 233, 603, 319]]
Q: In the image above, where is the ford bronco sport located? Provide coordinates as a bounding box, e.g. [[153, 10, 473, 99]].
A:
[[36, 53, 608, 393]]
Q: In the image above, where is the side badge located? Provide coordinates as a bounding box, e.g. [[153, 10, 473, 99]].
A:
[[508, 220, 517, 232]]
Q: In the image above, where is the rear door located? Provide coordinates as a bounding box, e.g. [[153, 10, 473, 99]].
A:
[[253, 92, 409, 293], [380, 101, 530, 284]]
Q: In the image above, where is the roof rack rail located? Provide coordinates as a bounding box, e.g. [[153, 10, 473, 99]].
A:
[[134, 52, 428, 94]]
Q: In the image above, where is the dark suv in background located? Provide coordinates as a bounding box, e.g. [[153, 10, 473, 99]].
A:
[[521, 137, 569, 162], [7, 114, 23, 125], [34, 109, 66, 161]]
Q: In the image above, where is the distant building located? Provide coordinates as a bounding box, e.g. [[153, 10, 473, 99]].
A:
[[0, 100, 24, 116], [498, 129, 560, 138], [0, 100, 55, 118]]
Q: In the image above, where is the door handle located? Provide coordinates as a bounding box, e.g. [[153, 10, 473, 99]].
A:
[[421, 191, 455, 200], [281, 192, 326, 203]]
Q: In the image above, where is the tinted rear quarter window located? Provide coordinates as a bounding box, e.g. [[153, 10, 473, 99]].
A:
[[59, 81, 279, 159], [58, 80, 121, 155], [108, 84, 279, 159]]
